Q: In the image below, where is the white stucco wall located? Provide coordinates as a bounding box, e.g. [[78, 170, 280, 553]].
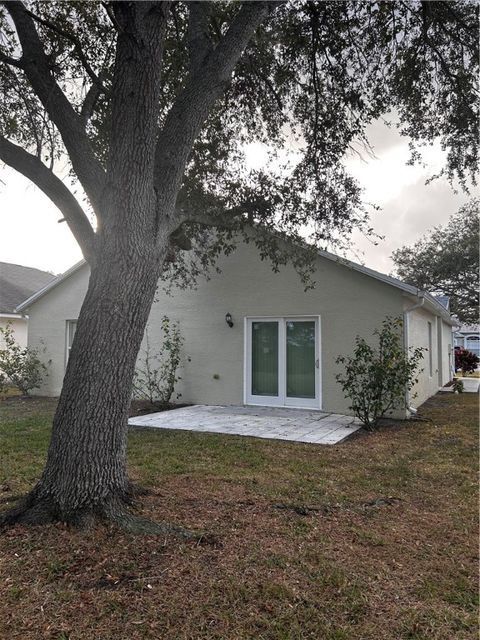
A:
[[26, 265, 88, 397], [0, 316, 28, 349], [26, 243, 450, 415], [406, 305, 454, 408]]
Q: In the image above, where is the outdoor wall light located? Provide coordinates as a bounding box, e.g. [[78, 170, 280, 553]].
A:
[[225, 312, 234, 328]]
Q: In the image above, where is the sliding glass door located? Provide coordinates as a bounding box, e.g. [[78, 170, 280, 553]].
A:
[[246, 317, 320, 408]]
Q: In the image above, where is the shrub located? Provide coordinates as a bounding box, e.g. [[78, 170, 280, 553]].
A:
[[336, 317, 424, 431], [454, 347, 479, 374], [0, 323, 50, 396], [132, 316, 184, 406], [452, 378, 464, 393]]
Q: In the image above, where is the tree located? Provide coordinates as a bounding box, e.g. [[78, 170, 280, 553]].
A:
[[454, 347, 479, 374], [0, 1, 477, 530], [392, 200, 480, 324]]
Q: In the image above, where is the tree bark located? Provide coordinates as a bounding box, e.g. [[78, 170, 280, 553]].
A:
[[0, 1, 277, 535], [4, 238, 167, 527]]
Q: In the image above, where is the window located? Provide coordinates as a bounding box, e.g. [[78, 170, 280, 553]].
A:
[[65, 320, 77, 367], [428, 321, 433, 377]]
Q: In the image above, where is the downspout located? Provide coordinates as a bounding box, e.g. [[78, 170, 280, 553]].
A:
[[403, 292, 425, 416]]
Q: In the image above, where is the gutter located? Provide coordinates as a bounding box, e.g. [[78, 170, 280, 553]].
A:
[[403, 293, 425, 415]]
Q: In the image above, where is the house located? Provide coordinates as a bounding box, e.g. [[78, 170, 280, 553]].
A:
[[16, 243, 456, 416], [0, 261, 55, 348], [454, 324, 480, 358]]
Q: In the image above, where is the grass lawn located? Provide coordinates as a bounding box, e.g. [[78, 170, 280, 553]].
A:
[[0, 394, 478, 640]]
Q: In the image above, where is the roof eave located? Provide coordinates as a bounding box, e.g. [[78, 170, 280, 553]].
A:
[[317, 249, 456, 322], [13, 246, 457, 325]]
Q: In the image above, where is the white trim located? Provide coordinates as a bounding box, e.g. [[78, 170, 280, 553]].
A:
[[0, 312, 24, 319], [428, 320, 433, 378], [244, 315, 322, 410]]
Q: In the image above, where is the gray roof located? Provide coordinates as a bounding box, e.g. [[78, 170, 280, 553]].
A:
[[455, 324, 480, 335], [0, 262, 55, 314]]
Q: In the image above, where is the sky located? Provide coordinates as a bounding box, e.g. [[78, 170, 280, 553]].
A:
[[0, 119, 471, 276]]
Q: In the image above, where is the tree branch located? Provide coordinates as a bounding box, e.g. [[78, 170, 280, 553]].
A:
[[101, 1, 123, 33], [0, 135, 96, 262], [154, 1, 278, 229], [0, 49, 24, 68], [4, 0, 106, 213], [80, 82, 103, 124], [187, 2, 212, 73], [102, 1, 171, 231], [80, 68, 108, 124], [24, 8, 106, 92]]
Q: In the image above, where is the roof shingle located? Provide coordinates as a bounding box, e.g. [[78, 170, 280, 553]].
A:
[[0, 262, 55, 314]]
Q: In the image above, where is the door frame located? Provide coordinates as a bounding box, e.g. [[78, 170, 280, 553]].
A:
[[244, 315, 322, 410]]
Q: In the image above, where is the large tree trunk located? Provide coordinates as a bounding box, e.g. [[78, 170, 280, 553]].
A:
[[5, 241, 168, 528], [0, 2, 274, 536]]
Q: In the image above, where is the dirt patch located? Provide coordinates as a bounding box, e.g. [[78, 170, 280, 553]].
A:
[[129, 400, 190, 417]]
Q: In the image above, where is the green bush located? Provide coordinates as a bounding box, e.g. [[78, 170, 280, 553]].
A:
[[336, 317, 424, 430], [132, 316, 185, 406], [0, 323, 50, 396], [452, 378, 464, 393]]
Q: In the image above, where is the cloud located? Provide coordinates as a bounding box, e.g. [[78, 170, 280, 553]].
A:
[[0, 167, 82, 273], [0, 119, 469, 278], [343, 121, 469, 273]]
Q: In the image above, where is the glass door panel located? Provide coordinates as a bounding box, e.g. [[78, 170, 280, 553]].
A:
[[286, 321, 316, 399], [246, 317, 319, 409], [251, 321, 279, 397]]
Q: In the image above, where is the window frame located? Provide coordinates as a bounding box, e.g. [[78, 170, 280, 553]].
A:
[[65, 319, 78, 369]]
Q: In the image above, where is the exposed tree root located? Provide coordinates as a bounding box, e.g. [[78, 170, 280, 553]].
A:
[[107, 510, 196, 538], [124, 480, 155, 498], [0, 486, 217, 544], [0, 493, 23, 505]]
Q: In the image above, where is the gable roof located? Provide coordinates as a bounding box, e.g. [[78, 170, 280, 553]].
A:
[[0, 261, 55, 314], [15, 250, 456, 324], [455, 324, 480, 335]]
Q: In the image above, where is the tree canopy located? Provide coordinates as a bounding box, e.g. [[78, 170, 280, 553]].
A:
[[392, 199, 480, 324], [0, 0, 478, 280]]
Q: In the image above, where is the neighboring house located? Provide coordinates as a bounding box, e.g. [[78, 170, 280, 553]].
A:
[[0, 261, 55, 348], [454, 324, 480, 358], [17, 243, 456, 416]]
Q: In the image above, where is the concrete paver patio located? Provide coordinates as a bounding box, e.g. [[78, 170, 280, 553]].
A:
[[128, 404, 362, 445]]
